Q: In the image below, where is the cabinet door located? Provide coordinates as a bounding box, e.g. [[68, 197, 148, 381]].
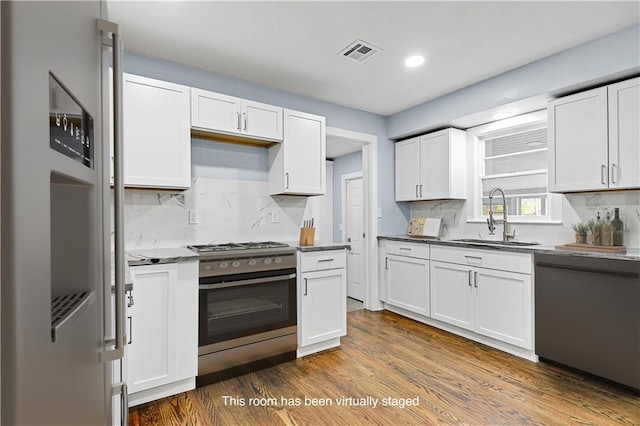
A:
[[300, 268, 347, 346], [243, 100, 283, 141], [474, 268, 532, 350], [282, 109, 326, 195], [190, 87, 241, 134], [395, 137, 421, 201], [386, 254, 430, 316], [126, 264, 179, 394], [420, 132, 450, 199], [430, 261, 473, 331], [123, 74, 191, 188], [548, 87, 608, 192], [608, 78, 640, 190]]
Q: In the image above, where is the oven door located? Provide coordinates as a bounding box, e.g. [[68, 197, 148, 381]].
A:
[[198, 269, 296, 350]]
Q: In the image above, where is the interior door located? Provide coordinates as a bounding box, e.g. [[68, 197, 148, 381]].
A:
[[345, 175, 364, 301]]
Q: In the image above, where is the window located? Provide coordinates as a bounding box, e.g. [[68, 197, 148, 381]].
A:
[[469, 111, 561, 223]]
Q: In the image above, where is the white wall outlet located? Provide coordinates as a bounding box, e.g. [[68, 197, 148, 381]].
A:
[[270, 211, 279, 223], [189, 210, 200, 224]]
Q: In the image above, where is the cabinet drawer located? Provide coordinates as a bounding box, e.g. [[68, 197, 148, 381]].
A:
[[385, 241, 429, 259], [431, 245, 531, 274], [300, 250, 346, 272]]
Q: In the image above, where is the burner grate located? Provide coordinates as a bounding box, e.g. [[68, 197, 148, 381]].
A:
[[188, 241, 289, 252]]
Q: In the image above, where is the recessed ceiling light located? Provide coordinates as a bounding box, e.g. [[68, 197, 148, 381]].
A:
[[405, 55, 425, 68], [491, 111, 513, 120]]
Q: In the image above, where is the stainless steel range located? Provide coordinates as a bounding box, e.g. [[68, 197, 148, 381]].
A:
[[188, 241, 297, 386]]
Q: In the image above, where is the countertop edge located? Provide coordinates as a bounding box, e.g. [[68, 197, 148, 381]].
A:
[[285, 241, 351, 252], [126, 247, 200, 266], [377, 235, 640, 261]]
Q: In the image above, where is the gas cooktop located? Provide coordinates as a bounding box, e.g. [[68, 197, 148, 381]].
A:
[[188, 241, 290, 253]]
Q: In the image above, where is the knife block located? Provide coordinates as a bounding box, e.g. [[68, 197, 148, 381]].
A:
[[299, 227, 315, 246]]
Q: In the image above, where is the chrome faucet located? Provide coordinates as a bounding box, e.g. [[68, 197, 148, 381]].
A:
[[487, 187, 516, 241]]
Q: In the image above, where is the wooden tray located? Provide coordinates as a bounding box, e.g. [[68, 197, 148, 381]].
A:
[[554, 243, 627, 254]]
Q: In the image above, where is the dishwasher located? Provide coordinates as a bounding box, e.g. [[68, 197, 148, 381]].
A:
[[535, 253, 640, 390]]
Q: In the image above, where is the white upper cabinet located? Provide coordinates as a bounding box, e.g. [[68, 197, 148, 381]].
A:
[[548, 77, 640, 192], [395, 128, 466, 201], [608, 78, 640, 189], [243, 99, 284, 141], [190, 88, 283, 141], [269, 109, 326, 195], [190, 88, 241, 134], [395, 137, 422, 201], [112, 73, 191, 189]]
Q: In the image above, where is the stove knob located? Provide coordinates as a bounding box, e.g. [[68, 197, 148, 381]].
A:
[[264, 258, 272, 265], [274, 257, 282, 264], [219, 262, 228, 269], [232, 261, 240, 268], [205, 265, 212, 270], [248, 259, 257, 266]]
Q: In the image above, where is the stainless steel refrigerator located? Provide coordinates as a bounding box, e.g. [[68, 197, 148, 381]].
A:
[[1, 1, 128, 424]]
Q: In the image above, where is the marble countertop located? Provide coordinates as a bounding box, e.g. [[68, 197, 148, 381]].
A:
[[126, 247, 200, 266], [285, 241, 351, 252], [378, 235, 640, 261]]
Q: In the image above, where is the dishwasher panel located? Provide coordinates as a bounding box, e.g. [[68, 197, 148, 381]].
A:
[[535, 253, 640, 390]]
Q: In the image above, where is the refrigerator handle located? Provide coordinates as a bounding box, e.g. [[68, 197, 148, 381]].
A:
[[99, 19, 127, 355]]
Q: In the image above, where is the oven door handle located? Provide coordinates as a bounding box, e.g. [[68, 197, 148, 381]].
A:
[[199, 273, 296, 290]]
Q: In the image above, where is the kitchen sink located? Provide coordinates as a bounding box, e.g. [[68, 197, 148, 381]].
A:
[[450, 239, 540, 247]]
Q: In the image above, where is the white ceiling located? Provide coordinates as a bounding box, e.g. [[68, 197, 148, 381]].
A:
[[107, 1, 639, 117]]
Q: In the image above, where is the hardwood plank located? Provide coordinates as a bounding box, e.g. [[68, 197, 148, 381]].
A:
[[130, 310, 640, 425]]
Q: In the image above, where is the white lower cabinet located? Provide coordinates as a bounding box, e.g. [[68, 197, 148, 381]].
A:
[[430, 246, 533, 350], [383, 241, 430, 316], [125, 261, 198, 406], [297, 250, 347, 357], [430, 261, 473, 330]]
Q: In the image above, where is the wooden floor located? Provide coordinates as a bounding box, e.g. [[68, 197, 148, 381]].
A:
[[130, 310, 639, 425]]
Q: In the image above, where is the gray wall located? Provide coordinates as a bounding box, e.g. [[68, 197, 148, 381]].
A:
[[332, 151, 363, 242], [387, 24, 640, 139], [124, 53, 409, 237]]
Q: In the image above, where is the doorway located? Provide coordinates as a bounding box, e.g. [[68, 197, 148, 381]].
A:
[[325, 126, 378, 312], [342, 172, 364, 302]]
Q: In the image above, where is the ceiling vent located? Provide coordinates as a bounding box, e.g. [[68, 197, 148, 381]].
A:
[[338, 39, 382, 64]]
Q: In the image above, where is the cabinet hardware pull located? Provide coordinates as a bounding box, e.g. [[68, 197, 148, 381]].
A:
[[399, 247, 411, 252], [601, 164, 607, 185], [243, 112, 247, 131], [468, 270, 473, 286], [611, 163, 617, 184], [127, 316, 132, 345], [385, 257, 389, 269], [199, 274, 296, 290], [318, 258, 334, 262], [285, 173, 290, 189], [304, 278, 308, 295], [474, 271, 478, 288], [415, 184, 419, 198], [237, 112, 241, 131], [420, 184, 423, 198]]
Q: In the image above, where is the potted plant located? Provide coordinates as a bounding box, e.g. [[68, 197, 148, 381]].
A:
[[572, 222, 589, 244]]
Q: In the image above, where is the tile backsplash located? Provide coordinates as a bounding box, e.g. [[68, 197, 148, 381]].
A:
[[411, 190, 640, 248], [117, 177, 319, 249]]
